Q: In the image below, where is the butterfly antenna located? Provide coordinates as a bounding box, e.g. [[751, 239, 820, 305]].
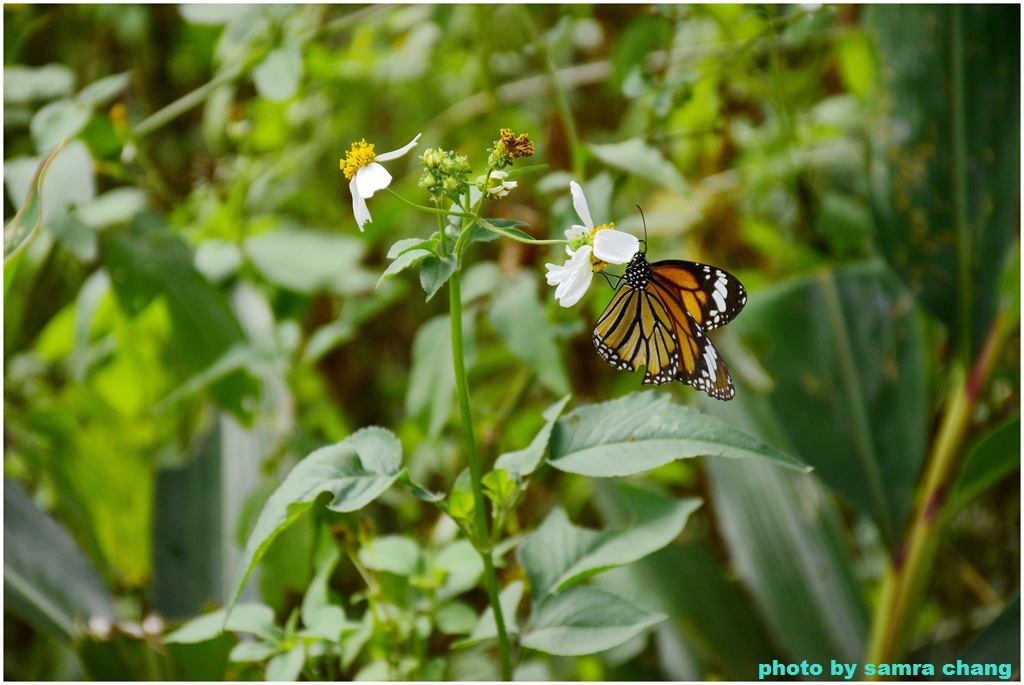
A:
[[636, 205, 648, 252]]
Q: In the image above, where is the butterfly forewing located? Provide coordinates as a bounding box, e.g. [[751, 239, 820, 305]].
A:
[[647, 260, 746, 331], [592, 251, 744, 401]]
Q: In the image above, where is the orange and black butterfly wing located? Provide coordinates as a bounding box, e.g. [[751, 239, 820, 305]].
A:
[[647, 260, 746, 331], [593, 285, 680, 385]]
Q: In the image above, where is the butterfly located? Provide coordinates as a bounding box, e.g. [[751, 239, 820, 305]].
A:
[[592, 248, 747, 400]]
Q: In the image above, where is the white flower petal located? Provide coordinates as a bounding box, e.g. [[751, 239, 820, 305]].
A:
[[593, 229, 640, 264], [355, 162, 392, 198], [375, 132, 422, 161], [352, 176, 372, 229], [351, 178, 372, 230], [550, 245, 594, 307], [569, 181, 594, 230]]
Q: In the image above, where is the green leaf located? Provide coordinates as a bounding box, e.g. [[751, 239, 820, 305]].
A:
[[4, 141, 65, 263], [377, 248, 433, 288], [4, 478, 115, 642], [245, 227, 375, 295], [727, 260, 927, 545], [548, 391, 804, 477], [495, 395, 571, 480], [252, 44, 303, 102], [30, 99, 90, 153], [300, 540, 353, 641], [434, 539, 484, 601], [946, 416, 1020, 518], [3, 64, 75, 105], [359, 535, 421, 576], [76, 72, 131, 109], [489, 271, 570, 395], [265, 645, 305, 681], [704, 457, 869, 664], [587, 138, 692, 198], [419, 253, 458, 301], [520, 585, 665, 656], [867, 5, 1020, 360], [435, 602, 478, 635], [467, 218, 534, 246], [225, 428, 405, 618], [518, 485, 700, 600], [164, 604, 277, 644]]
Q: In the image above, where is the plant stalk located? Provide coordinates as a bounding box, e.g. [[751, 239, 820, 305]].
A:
[[443, 216, 513, 680], [866, 310, 1009, 668]]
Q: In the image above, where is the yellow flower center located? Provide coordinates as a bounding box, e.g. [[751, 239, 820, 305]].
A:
[[340, 139, 376, 180], [589, 223, 614, 272]]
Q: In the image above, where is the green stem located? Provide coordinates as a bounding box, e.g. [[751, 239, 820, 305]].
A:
[[449, 272, 513, 680], [442, 214, 513, 680], [386, 188, 475, 219], [131, 64, 244, 141], [865, 310, 1010, 668]]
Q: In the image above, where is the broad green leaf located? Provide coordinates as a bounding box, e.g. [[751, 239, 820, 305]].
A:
[[3, 64, 75, 105], [705, 457, 868, 664], [359, 535, 421, 576], [456, 580, 523, 648], [266, 645, 305, 681], [419, 253, 458, 301], [75, 188, 148, 228], [489, 271, 570, 395], [230, 641, 278, 663], [520, 585, 665, 656], [548, 391, 804, 477], [587, 138, 691, 198], [590, 481, 775, 679], [4, 139, 95, 229], [867, 5, 1020, 360], [727, 260, 927, 546], [226, 428, 405, 618], [435, 602, 478, 635], [252, 44, 303, 102], [4, 478, 115, 642], [946, 416, 1020, 519], [495, 395, 571, 480], [164, 604, 276, 644], [30, 98, 89, 153], [4, 141, 65, 262], [434, 539, 484, 602], [76, 72, 131, 109], [245, 227, 375, 295], [470, 218, 534, 245], [518, 485, 700, 600]]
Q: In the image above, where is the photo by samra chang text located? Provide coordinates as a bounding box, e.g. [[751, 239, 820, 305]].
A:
[[758, 659, 1015, 680]]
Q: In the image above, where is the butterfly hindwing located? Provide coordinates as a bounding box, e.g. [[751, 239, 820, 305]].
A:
[[592, 251, 744, 401]]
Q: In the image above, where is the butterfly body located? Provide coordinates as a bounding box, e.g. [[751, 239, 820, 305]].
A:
[[593, 250, 747, 400]]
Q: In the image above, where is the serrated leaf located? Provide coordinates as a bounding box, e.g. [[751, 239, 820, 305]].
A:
[[495, 395, 571, 480], [548, 392, 804, 477], [419, 253, 458, 301], [518, 486, 700, 600], [4, 141, 65, 262], [377, 248, 433, 288], [520, 585, 665, 656], [226, 428, 404, 619]]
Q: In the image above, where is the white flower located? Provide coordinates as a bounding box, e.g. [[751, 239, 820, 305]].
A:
[[340, 133, 422, 230], [544, 181, 640, 307], [484, 170, 518, 198]]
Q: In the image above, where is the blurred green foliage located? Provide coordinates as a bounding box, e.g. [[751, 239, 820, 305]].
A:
[[4, 4, 1018, 681]]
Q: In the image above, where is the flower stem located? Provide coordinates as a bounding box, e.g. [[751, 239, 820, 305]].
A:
[[442, 214, 513, 680]]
